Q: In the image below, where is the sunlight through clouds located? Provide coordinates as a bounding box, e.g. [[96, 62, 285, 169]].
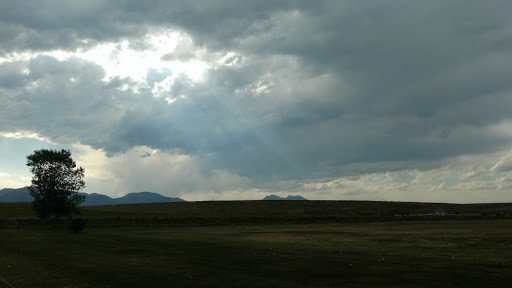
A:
[[76, 32, 209, 83], [1, 31, 209, 85], [1, 1, 512, 202]]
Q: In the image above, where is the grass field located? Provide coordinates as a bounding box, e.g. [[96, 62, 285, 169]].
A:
[[2, 200, 511, 227], [1, 220, 511, 287]]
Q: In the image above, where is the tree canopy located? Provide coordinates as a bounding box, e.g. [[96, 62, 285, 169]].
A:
[[27, 149, 86, 219]]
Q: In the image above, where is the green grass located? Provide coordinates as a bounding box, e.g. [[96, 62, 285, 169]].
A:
[[1, 220, 511, 287], [1, 201, 511, 287], [2, 200, 511, 227]]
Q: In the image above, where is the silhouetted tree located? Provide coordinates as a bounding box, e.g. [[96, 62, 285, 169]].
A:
[[27, 149, 86, 219]]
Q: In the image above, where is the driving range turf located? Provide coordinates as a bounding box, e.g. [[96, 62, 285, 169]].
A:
[[1, 202, 511, 287]]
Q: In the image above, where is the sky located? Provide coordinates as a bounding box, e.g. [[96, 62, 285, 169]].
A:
[[1, 0, 512, 203]]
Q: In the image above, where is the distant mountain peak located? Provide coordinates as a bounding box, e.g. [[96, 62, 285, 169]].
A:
[[0, 187, 32, 202], [113, 192, 185, 205], [1, 187, 185, 206], [263, 194, 307, 200]]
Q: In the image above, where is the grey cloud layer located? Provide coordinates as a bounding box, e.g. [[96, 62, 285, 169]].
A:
[[0, 0, 308, 54], [2, 1, 512, 184]]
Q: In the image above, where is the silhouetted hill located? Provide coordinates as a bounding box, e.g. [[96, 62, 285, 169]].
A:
[[80, 193, 115, 206], [0, 187, 31, 202], [0, 187, 185, 206], [263, 194, 308, 200], [111, 192, 185, 205]]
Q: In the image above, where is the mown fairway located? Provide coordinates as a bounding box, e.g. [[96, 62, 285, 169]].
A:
[[1, 220, 511, 287]]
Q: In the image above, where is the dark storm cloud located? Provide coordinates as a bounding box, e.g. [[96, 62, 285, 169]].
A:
[[0, 0, 146, 53], [0, 0, 306, 54], [2, 0, 512, 184]]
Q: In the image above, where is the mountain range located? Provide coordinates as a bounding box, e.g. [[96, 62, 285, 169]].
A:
[[0, 187, 33, 202], [0, 187, 185, 206], [1, 187, 308, 204], [263, 194, 308, 200]]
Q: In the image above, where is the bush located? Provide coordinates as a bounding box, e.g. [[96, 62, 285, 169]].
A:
[[69, 218, 85, 233]]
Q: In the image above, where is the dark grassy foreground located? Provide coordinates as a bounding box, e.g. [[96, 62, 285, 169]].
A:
[[1, 220, 511, 287], [1, 201, 512, 287]]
